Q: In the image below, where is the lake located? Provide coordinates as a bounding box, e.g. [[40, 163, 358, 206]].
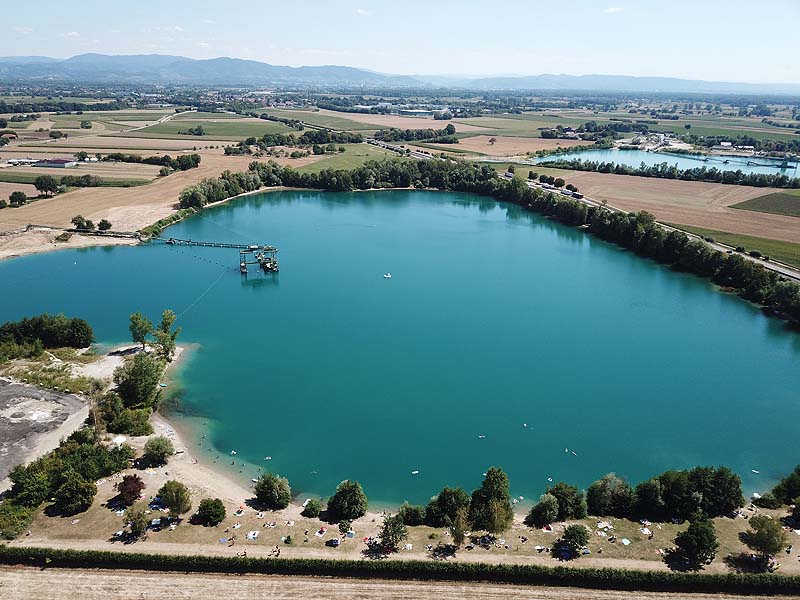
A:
[[1, 189, 799, 507], [535, 148, 800, 177]]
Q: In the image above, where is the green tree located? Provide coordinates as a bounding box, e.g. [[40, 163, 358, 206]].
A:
[[153, 309, 181, 361], [8, 465, 50, 507], [9, 191, 27, 206], [196, 498, 226, 526], [75, 151, 89, 161], [113, 352, 163, 409], [547, 482, 587, 521], [98, 219, 112, 231], [773, 465, 800, 504], [34, 175, 59, 196], [327, 480, 368, 522], [129, 313, 153, 350], [586, 473, 635, 517], [398, 503, 425, 526], [301, 498, 321, 518], [673, 512, 719, 569], [158, 480, 192, 518], [469, 467, 513, 533], [554, 524, 590, 559], [450, 505, 469, 547], [254, 473, 291, 509], [54, 469, 97, 515], [525, 493, 559, 528], [379, 514, 407, 552], [125, 507, 148, 539], [744, 514, 787, 564], [142, 435, 174, 466], [71, 215, 95, 230], [425, 486, 470, 527], [80, 120, 92, 129], [115, 474, 145, 506], [338, 519, 352, 535]]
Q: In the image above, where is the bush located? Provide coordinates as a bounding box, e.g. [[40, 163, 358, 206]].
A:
[[773, 465, 800, 504], [0, 502, 35, 540], [753, 492, 783, 509], [98, 219, 112, 231], [327, 480, 367, 522], [254, 473, 291, 510], [142, 436, 174, 466], [196, 498, 226, 526], [338, 519, 352, 535], [398, 503, 426, 526], [301, 498, 321, 518]]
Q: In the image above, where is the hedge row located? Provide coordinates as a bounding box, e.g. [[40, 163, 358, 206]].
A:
[[1, 545, 799, 595], [139, 208, 196, 238]]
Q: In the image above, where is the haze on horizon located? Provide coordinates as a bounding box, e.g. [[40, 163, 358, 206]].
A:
[[5, 0, 800, 85]]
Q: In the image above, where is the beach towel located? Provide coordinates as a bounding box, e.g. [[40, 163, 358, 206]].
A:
[[621, 538, 631, 546]]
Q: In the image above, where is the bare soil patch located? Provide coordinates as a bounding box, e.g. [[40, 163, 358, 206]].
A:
[[1, 567, 790, 600], [0, 182, 37, 198], [554, 171, 800, 242]]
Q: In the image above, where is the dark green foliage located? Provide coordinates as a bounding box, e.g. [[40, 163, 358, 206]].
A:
[[752, 492, 783, 509], [673, 513, 719, 569], [634, 467, 743, 521], [116, 474, 145, 506], [744, 514, 788, 565], [327, 480, 367, 522], [547, 482, 588, 521], [2, 545, 800, 594], [34, 174, 59, 195], [378, 514, 408, 552], [71, 214, 95, 230], [772, 465, 800, 504], [124, 507, 148, 539], [54, 470, 97, 515], [338, 519, 352, 535], [9, 191, 26, 206], [398, 503, 426, 526], [301, 498, 321, 518], [425, 486, 470, 528], [98, 219, 112, 231], [469, 467, 514, 533], [374, 124, 457, 143], [525, 493, 559, 528], [0, 313, 94, 350], [554, 524, 591, 560], [587, 473, 635, 517], [113, 352, 164, 409], [254, 473, 291, 510], [143, 436, 174, 466], [196, 498, 226, 526], [0, 502, 35, 540], [8, 466, 50, 507], [104, 153, 201, 171], [157, 480, 192, 517]]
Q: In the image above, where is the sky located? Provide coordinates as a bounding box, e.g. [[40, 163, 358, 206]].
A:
[[5, 0, 800, 83]]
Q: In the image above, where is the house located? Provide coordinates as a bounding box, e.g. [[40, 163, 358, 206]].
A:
[[34, 158, 77, 168]]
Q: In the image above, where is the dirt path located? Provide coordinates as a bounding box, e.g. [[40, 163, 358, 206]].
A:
[[0, 567, 787, 600]]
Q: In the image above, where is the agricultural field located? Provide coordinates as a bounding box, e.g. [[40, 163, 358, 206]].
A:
[[116, 118, 296, 140], [262, 108, 377, 131], [732, 189, 800, 218], [667, 224, 800, 269], [297, 143, 400, 173], [421, 135, 590, 156]]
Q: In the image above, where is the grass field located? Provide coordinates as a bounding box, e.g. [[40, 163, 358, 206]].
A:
[[0, 171, 150, 187], [666, 223, 800, 268], [118, 119, 296, 140], [732, 190, 800, 217], [297, 143, 400, 173], [263, 109, 377, 131]]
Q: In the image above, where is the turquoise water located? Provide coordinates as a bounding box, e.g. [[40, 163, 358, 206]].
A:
[[1, 190, 799, 507], [536, 148, 800, 177]]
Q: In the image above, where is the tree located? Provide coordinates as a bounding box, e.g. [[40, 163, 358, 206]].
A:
[[469, 467, 513, 533], [398, 503, 425, 526], [129, 313, 153, 350], [792, 497, 800, 523], [158, 480, 192, 517], [488, 137, 497, 146], [301, 498, 321, 518], [196, 498, 226, 526], [153, 309, 181, 361], [54, 470, 97, 515], [673, 512, 719, 569], [525, 493, 559, 528], [80, 120, 92, 129], [327, 480, 368, 522], [684, 124, 692, 130], [773, 465, 800, 504], [49, 130, 64, 139], [425, 486, 470, 527], [554, 178, 566, 188], [114, 352, 163, 409], [254, 473, 291, 509], [554, 524, 590, 559], [75, 151, 89, 161], [450, 505, 469, 547], [586, 473, 635, 517], [8, 465, 50, 507], [744, 515, 787, 563], [143, 435, 174, 466], [379, 514, 407, 552], [338, 519, 352, 535], [98, 219, 112, 231], [9, 191, 27, 206], [116, 474, 145, 506], [34, 175, 59, 196], [125, 507, 148, 539], [71, 215, 95, 230], [547, 482, 587, 521]]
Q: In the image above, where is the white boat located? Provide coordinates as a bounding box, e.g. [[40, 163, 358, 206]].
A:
[[230, 450, 237, 455], [383, 273, 392, 279], [751, 469, 760, 474], [411, 470, 419, 475]]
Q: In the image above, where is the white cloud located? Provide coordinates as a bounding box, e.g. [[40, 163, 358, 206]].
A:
[[603, 7, 623, 13], [356, 8, 370, 15], [202, 19, 216, 25], [63, 31, 81, 38], [14, 26, 34, 35]]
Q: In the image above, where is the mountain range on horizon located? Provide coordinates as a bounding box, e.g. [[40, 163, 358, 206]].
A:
[[0, 53, 797, 95]]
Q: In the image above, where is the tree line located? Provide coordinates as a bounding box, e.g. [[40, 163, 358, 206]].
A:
[[248, 128, 364, 149], [0, 99, 127, 114], [103, 153, 201, 172], [0, 313, 93, 361], [540, 158, 800, 188], [374, 123, 457, 142]]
